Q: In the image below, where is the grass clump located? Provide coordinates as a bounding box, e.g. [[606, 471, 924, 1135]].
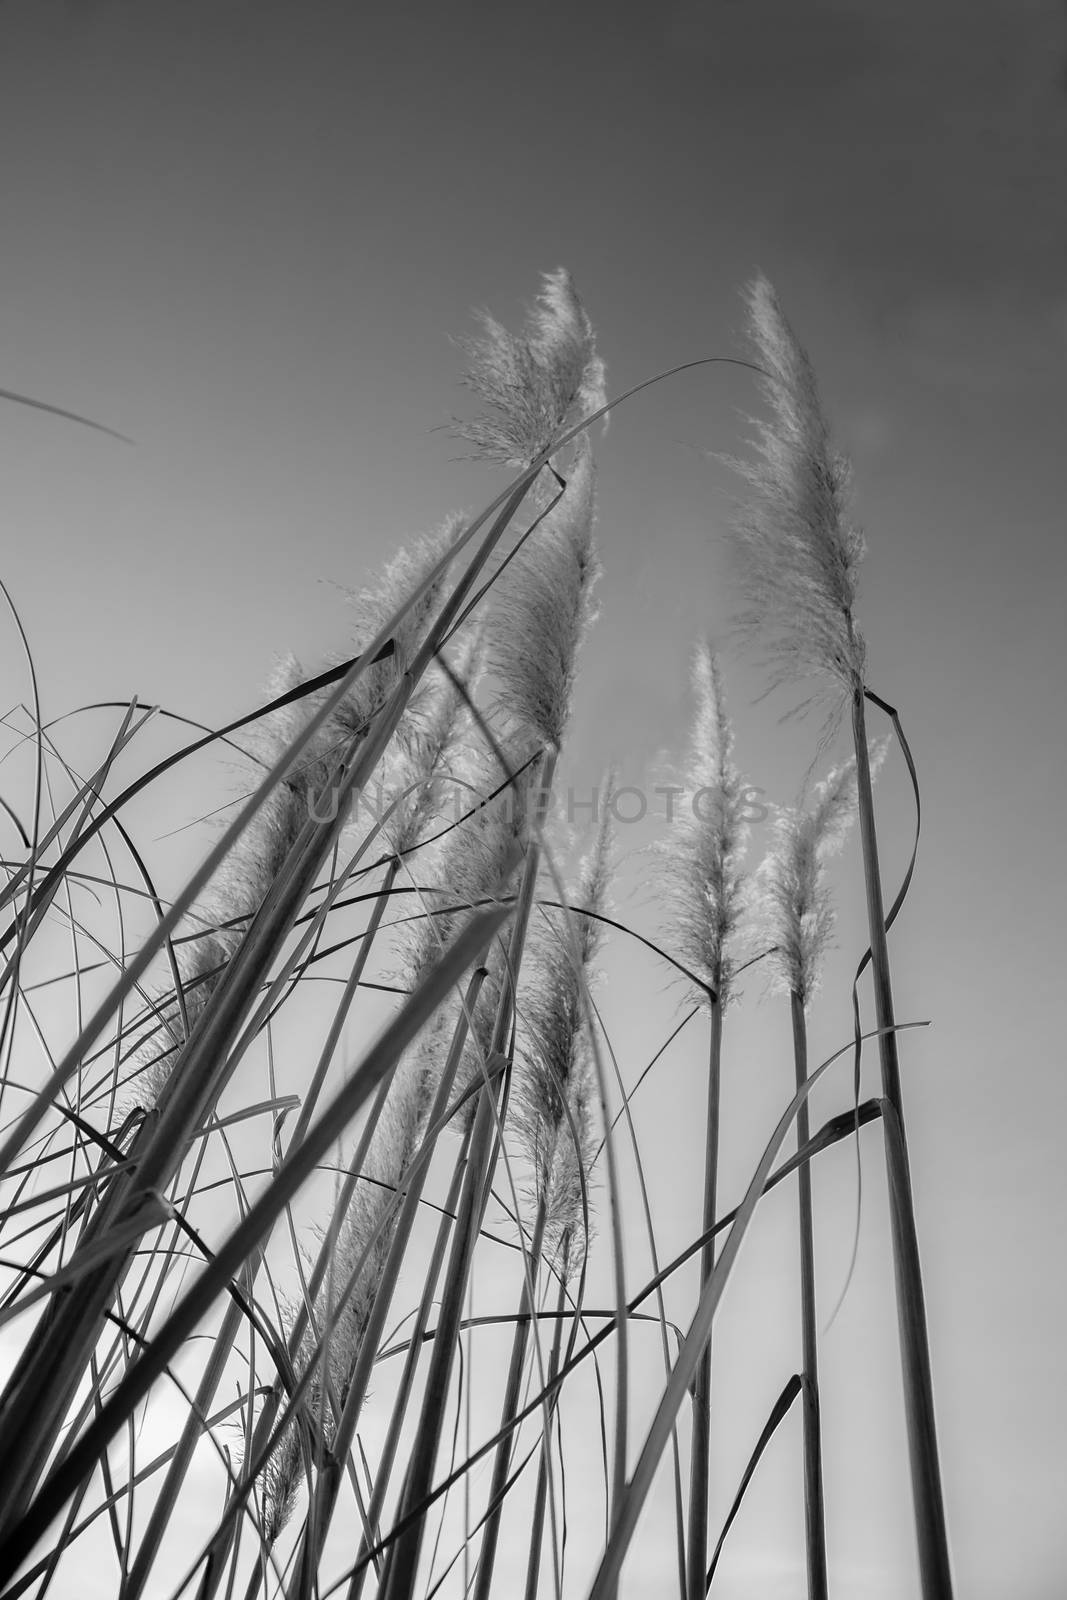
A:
[[0, 265, 954, 1600]]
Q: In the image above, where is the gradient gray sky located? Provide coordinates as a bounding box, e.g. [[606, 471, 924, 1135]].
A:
[[0, 2, 1064, 1596]]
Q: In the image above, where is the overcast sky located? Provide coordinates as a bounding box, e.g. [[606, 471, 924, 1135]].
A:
[[0, 3, 1065, 1597]]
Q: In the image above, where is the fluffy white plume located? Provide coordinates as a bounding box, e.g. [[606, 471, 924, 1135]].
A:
[[513, 785, 615, 1265], [757, 740, 888, 1005], [728, 275, 867, 718], [129, 522, 460, 1110], [484, 436, 600, 751], [453, 268, 607, 467], [656, 644, 751, 1008], [389, 735, 530, 1123]]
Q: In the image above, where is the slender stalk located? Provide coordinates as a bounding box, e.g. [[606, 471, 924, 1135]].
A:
[[522, 1252, 570, 1600], [284, 967, 492, 1600], [0, 474, 535, 1534], [0, 908, 510, 1587], [378, 749, 556, 1600], [120, 1250, 264, 1600], [790, 991, 828, 1600], [203, 960, 489, 1600], [376, 1075, 500, 1600], [685, 995, 722, 1600], [851, 685, 952, 1598], [125, 861, 402, 1600], [345, 1121, 473, 1600], [470, 1196, 548, 1600]]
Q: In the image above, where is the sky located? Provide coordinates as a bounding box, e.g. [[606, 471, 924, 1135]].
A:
[[0, 1, 1065, 1596]]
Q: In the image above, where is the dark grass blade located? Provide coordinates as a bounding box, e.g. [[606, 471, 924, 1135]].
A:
[[705, 1376, 802, 1590], [586, 1025, 920, 1599], [0, 385, 132, 444], [0, 904, 511, 1582]]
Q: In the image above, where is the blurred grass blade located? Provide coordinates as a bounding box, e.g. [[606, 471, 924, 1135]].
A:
[[0, 385, 133, 443]]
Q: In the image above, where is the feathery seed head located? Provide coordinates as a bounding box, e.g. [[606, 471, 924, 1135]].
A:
[[513, 785, 615, 1259], [390, 736, 531, 1122], [657, 643, 750, 1008], [129, 526, 458, 1113], [453, 268, 607, 468], [729, 274, 867, 715], [379, 632, 483, 860], [330, 516, 461, 743], [261, 1046, 432, 1539], [758, 738, 887, 1004], [485, 436, 600, 750]]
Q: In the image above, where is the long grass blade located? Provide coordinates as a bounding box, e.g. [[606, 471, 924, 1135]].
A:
[[0, 903, 511, 1582], [705, 1375, 802, 1590], [586, 1024, 914, 1600]]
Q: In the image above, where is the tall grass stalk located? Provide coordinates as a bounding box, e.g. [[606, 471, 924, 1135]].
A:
[[790, 990, 827, 1600], [344, 1118, 474, 1600], [281, 972, 499, 1599], [469, 1196, 548, 1600], [0, 266, 962, 1600], [241, 652, 484, 1573], [377, 746, 555, 1600], [121, 1247, 268, 1600], [586, 1022, 911, 1600], [375, 277, 605, 1599], [757, 751, 877, 1600], [472, 793, 613, 1600], [852, 691, 952, 1595], [0, 904, 513, 1585], [657, 643, 749, 1599], [0, 434, 553, 1540], [205, 910, 492, 1600], [135, 818, 428, 1600], [734, 274, 952, 1597], [0, 713, 402, 1527], [0, 464, 545, 1555], [271, 724, 523, 1598], [522, 1252, 570, 1600]]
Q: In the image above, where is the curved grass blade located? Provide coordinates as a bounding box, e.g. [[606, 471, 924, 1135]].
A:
[[705, 1375, 802, 1590], [0, 903, 511, 1582], [586, 1024, 920, 1600], [0, 385, 132, 444]]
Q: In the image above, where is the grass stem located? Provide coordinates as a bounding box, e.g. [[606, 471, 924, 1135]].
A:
[[851, 684, 952, 1600], [790, 990, 828, 1600], [685, 997, 722, 1600]]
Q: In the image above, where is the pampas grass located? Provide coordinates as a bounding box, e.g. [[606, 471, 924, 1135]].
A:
[[657, 642, 751, 1599], [0, 266, 958, 1600], [377, 273, 607, 1600], [516, 786, 614, 1260], [453, 268, 607, 469], [727, 273, 866, 726], [735, 276, 953, 1599], [757, 746, 885, 1010], [261, 1049, 434, 1540], [753, 750, 879, 1600], [657, 643, 750, 1010], [483, 435, 600, 755], [131, 521, 461, 1115], [470, 794, 615, 1600]]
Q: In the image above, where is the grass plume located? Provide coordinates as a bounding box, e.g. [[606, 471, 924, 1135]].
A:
[[727, 274, 866, 724], [733, 276, 954, 1598], [656, 643, 751, 1599], [453, 268, 607, 468]]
